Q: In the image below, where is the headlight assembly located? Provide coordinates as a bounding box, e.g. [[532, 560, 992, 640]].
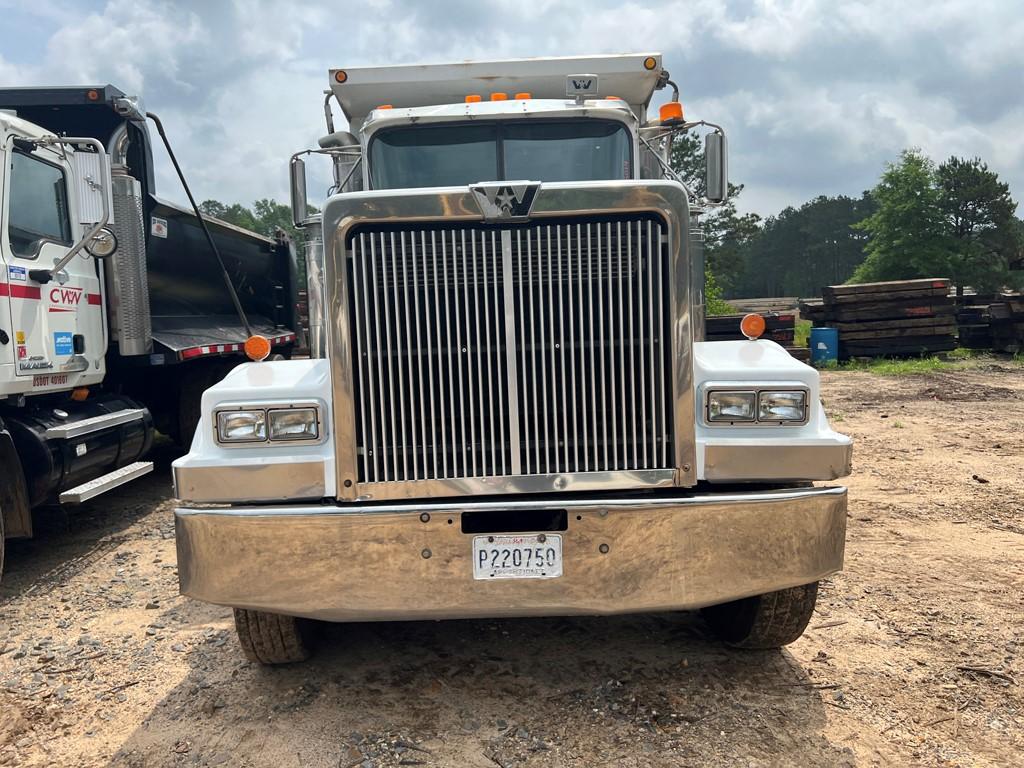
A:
[[214, 404, 323, 444], [758, 391, 807, 423], [216, 410, 267, 442], [707, 391, 756, 422], [705, 388, 809, 425], [268, 407, 319, 440]]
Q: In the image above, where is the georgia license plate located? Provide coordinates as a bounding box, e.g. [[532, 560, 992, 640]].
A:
[[472, 534, 563, 580]]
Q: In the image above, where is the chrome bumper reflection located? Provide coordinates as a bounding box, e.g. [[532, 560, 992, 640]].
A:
[[175, 486, 847, 622]]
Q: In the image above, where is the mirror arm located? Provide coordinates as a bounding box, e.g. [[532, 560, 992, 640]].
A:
[[291, 147, 364, 227], [28, 136, 111, 285], [638, 134, 694, 199]]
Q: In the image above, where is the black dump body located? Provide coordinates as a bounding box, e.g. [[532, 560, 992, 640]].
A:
[[0, 85, 296, 360]]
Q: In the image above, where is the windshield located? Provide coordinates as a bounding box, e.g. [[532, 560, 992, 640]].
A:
[[369, 119, 632, 190]]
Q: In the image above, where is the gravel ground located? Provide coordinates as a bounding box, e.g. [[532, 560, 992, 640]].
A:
[[1, 362, 1022, 767]]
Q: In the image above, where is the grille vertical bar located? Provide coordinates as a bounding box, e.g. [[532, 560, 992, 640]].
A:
[[348, 216, 673, 483]]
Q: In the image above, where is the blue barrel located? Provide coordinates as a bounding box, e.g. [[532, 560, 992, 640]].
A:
[[810, 327, 839, 365]]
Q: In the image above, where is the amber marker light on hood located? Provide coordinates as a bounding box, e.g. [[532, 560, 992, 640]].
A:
[[740, 313, 766, 340], [244, 335, 272, 362], [334, 70, 348, 83], [643, 56, 658, 70]]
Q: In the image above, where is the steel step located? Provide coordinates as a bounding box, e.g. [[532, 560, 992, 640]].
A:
[[45, 408, 146, 440], [59, 461, 154, 504]]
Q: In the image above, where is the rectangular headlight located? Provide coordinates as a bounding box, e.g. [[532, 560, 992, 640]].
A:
[[707, 391, 756, 422], [758, 391, 807, 422], [268, 407, 319, 441], [216, 410, 267, 442]]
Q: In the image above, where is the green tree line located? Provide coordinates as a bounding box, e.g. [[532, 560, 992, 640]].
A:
[[671, 140, 1023, 299]]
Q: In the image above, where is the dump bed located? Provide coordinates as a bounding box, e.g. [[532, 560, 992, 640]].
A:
[[0, 85, 297, 360]]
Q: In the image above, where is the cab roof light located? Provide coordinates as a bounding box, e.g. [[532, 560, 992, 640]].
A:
[[514, 92, 532, 100], [605, 96, 623, 100], [659, 101, 684, 125], [740, 313, 766, 340], [490, 92, 508, 101], [375, 104, 393, 110], [465, 94, 482, 103]]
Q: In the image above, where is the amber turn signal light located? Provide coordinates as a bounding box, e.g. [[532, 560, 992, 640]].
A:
[[334, 70, 348, 83], [740, 314, 766, 340], [643, 56, 658, 71], [244, 335, 272, 362]]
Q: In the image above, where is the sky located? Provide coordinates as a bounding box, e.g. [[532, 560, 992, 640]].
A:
[[1, 0, 1022, 219]]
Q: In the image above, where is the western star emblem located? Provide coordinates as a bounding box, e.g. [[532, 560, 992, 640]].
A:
[[470, 181, 540, 221]]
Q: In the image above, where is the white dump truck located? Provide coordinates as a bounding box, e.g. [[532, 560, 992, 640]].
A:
[[0, 87, 300, 578], [172, 54, 853, 664]]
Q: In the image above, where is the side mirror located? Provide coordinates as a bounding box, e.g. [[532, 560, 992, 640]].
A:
[[705, 132, 729, 203], [290, 156, 308, 228], [85, 226, 118, 258]]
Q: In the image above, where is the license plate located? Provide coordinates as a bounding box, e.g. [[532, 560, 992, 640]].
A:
[[472, 534, 563, 580]]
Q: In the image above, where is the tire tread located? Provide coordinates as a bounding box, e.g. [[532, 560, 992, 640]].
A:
[[233, 608, 312, 664], [702, 582, 819, 649]]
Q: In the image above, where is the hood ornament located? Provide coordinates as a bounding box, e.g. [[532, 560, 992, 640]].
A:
[[470, 181, 540, 221]]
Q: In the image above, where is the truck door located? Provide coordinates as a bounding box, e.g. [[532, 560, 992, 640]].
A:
[[2, 143, 103, 387]]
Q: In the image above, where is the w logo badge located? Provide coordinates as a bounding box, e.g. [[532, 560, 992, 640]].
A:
[[470, 182, 540, 221]]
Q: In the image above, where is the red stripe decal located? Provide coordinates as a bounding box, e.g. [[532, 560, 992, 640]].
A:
[[0, 282, 42, 299]]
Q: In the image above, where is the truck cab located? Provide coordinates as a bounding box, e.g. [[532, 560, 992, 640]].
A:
[[1, 113, 107, 394], [172, 54, 852, 664], [0, 87, 300, 580]]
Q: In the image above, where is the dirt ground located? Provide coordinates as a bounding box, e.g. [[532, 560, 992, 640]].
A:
[[1, 362, 1022, 767]]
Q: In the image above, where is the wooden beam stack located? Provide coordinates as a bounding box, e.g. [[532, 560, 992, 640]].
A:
[[705, 312, 796, 346], [989, 295, 1024, 353], [817, 279, 956, 358], [956, 294, 1024, 352]]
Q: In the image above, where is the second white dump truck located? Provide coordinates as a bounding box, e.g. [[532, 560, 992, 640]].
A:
[[172, 54, 852, 664]]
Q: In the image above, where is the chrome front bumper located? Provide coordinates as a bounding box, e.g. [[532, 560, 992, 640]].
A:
[[175, 486, 847, 622]]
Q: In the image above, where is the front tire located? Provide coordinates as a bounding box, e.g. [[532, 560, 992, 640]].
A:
[[701, 582, 819, 649], [233, 608, 314, 664]]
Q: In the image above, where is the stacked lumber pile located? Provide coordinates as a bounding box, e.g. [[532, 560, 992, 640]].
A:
[[989, 295, 1024, 353], [956, 294, 1024, 352], [798, 298, 826, 325], [705, 312, 795, 346], [726, 297, 800, 314], [816, 279, 956, 358], [956, 300, 994, 349]]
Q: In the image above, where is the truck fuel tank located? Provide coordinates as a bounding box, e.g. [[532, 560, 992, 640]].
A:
[[4, 394, 153, 507]]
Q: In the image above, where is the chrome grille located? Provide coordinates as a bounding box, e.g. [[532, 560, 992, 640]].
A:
[[348, 216, 672, 484]]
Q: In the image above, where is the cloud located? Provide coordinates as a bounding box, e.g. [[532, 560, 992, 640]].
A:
[[0, 0, 1020, 219]]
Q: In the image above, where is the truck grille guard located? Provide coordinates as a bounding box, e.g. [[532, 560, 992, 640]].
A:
[[324, 182, 697, 501]]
